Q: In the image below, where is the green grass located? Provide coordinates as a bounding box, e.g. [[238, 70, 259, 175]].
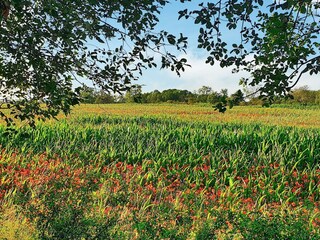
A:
[[0, 105, 319, 239]]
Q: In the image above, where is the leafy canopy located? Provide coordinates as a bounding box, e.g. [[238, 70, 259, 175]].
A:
[[0, 0, 319, 125], [181, 0, 320, 108]]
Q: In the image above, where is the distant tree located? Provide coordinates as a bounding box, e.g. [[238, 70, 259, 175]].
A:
[[291, 86, 317, 105], [315, 91, 320, 105], [161, 89, 192, 103], [146, 90, 163, 103], [178, 90, 193, 102], [79, 86, 95, 104], [94, 90, 115, 104], [79, 87, 115, 104], [161, 89, 180, 102], [114, 94, 126, 103], [213, 89, 229, 112], [197, 86, 213, 103], [229, 90, 245, 107], [198, 86, 213, 95], [207, 92, 221, 104], [220, 89, 228, 98], [125, 85, 143, 103]]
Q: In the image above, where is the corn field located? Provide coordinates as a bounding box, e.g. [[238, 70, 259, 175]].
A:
[[0, 104, 319, 239]]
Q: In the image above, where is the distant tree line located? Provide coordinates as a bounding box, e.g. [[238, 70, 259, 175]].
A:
[[245, 86, 320, 106], [80, 85, 245, 106], [80, 85, 320, 106], [288, 86, 320, 105]]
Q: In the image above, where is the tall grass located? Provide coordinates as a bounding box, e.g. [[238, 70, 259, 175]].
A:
[[0, 105, 319, 239], [1, 116, 319, 167]]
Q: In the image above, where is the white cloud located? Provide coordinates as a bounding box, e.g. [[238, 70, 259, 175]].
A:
[[139, 52, 246, 93]]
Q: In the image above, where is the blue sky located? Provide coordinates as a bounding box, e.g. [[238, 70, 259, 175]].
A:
[[135, 1, 320, 94]]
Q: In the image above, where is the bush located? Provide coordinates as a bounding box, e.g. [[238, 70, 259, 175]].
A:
[[195, 211, 319, 240]]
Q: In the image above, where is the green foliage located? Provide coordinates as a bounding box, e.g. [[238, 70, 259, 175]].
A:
[[79, 87, 115, 104], [117, 86, 246, 106], [125, 84, 143, 103], [0, 0, 189, 126], [291, 87, 320, 105], [238, 215, 318, 240], [196, 212, 319, 240], [94, 92, 115, 104], [179, 0, 320, 111], [160, 89, 193, 103], [0, 1, 319, 124], [229, 90, 245, 106]]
